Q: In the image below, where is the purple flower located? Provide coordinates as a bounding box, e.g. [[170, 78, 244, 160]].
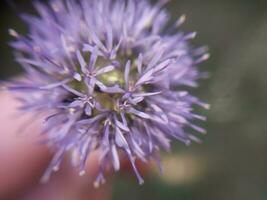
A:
[[8, 0, 209, 186]]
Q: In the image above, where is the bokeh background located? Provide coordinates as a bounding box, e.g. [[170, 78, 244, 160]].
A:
[[0, 0, 267, 200]]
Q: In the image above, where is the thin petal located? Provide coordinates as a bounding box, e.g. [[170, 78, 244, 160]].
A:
[[115, 127, 128, 148], [89, 48, 99, 70], [137, 53, 143, 74], [111, 144, 120, 171], [115, 118, 130, 132], [132, 91, 161, 97], [96, 81, 124, 93], [39, 79, 71, 90], [76, 50, 87, 74], [96, 65, 115, 75], [62, 84, 84, 97], [85, 104, 92, 116], [128, 108, 151, 119], [124, 60, 131, 87]]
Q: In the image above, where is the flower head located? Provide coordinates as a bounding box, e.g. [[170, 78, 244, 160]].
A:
[[8, 0, 209, 186]]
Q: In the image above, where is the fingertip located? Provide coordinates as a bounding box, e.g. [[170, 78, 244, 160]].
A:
[[0, 92, 51, 197]]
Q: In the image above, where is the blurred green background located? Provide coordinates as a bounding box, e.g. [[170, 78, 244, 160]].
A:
[[1, 0, 267, 200]]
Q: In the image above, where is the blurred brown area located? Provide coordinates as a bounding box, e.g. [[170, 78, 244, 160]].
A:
[[0, 0, 266, 200]]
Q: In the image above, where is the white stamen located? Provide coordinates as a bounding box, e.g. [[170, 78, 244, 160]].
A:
[[9, 29, 19, 38]]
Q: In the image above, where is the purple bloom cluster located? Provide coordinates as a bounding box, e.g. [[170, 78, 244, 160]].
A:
[[8, 0, 209, 186]]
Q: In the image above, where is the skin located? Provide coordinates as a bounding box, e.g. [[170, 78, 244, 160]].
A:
[[0, 91, 111, 200], [0, 90, 149, 200]]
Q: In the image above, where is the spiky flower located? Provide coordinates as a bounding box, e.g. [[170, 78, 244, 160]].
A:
[[8, 0, 209, 186]]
